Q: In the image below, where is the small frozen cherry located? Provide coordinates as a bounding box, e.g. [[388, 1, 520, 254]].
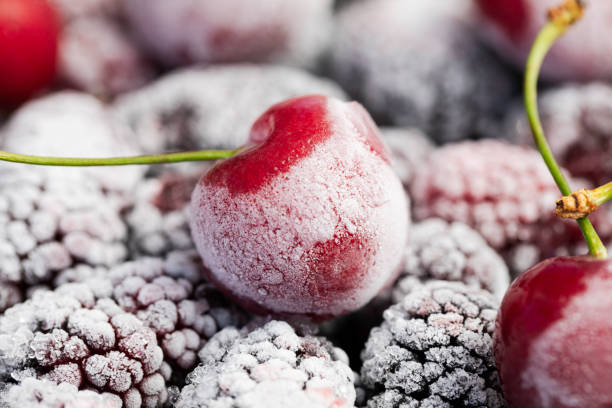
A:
[[495, 2, 612, 407], [189, 95, 409, 319], [0, 0, 59, 108]]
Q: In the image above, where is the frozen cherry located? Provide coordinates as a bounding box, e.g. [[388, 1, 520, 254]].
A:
[[189, 95, 409, 319], [0, 0, 59, 108], [495, 256, 612, 407], [476, 0, 612, 81]]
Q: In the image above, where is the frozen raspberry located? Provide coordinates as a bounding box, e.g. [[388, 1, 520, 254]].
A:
[[107, 252, 248, 370], [507, 82, 612, 187], [361, 280, 504, 407], [1, 91, 145, 193], [329, 0, 517, 144], [380, 127, 433, 190], [57, 17, 152, 98], [0, 0, 59, 107], [49, 0, 118, 21], [189, 95, 409, 319], [394, 219, 510, 302], [125, 169, 204, 257], [122, 0, 332, 68], [0, 284, 169, 408], [113, 65, 346, 153], [0, 167, 128, 311], [0, 378, 122, 408], [176, 320, 356, 408], [410, 140, 605, 274], [476, 0, 612, 81]]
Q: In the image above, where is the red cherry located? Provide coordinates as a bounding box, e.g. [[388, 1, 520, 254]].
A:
[[0, 0, 59, 108], [189, 95, 409, 320], [494, 255, 612, 407]]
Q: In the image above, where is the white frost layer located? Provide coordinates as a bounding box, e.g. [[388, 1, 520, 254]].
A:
[[523, 273, 612, 407], [189, 99, 409, 317]]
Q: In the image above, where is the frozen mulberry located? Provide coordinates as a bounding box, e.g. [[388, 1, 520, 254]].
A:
[[0, 378, 122, 408], [58, 17, 152, 98], [112, 65, 346, 153], [507, 82, 612, 186], [361, 280, 504, 407], [410, 140, 604, 274], [395, 219, 510, 302], [329, 0, 517, 144], [0, 166, 128, 311], [0, 284, 169, 408], [125, 169, 202, 257], [1, 91, 145, 193], [176, 320, 356, 408]]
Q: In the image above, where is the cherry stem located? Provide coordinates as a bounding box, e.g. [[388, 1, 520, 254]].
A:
[[590, 181, 612, 207], [0, 149, 237, 166], [525, 0, 607, 259]]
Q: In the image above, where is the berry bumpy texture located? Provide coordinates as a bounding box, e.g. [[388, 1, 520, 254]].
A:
[[0, 284, 169, 408], [361, 280, 504, 407], [0, 0, 59, 107], [394, 219, 510, 302], [0, 167, 127, 312], [0, 378, 122, 408], [329, 0, 517, 144], [189, 95, 409, 319], [506, 82, 612, 187], [122, 0, 332, 68], [176, 320, 356, 408], [1, 91, 145, 193], [113, 65, 346, 153], [495, 256, 612, 408], [476, 0, 612, 81], [410, 139, 604, 274]]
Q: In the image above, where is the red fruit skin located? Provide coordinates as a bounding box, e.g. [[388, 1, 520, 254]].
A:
[[0, 0, 59, 108], [495, 256, 612, 408], [476, 0, 528, 40], [190, 95, 408, 320]]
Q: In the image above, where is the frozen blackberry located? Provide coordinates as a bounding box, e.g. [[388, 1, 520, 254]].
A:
[[1, 91, 145, 192], [0, 166, 128, 311], [0, 284, 169, 408], [361, 280, 505, 408], [410, 140, 604, 274], [125, 169, 203, 257], [0, 378, 122, 408], [380, 127, 433, 189], [329, 0, 517, 144], [175, 320, 356, 408], [395, 219, 510, 302], [122, 0, 333, 68], [58, 17, 152, 98], [112, 64, 346, 153], [507, 82, 612, 187]]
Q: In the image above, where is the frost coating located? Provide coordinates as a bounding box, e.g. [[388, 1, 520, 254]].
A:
[[49, 0, 118, 21], [113, 65, 346, 152], [58, 17, 152, 98], [330, 0, 516, 143], [361, 280, 504, 407], [410, 140, 601, 275], [125, 169, 203, 257], [395, 219, 510, 301], [189, 97, 409, 318], [380, 127, 433, 189], [176, 320, 356, 408], [0, 284, 168, 408], [1, 91, 145, 192], [0, 378, 121, 408], [122, 0, 332, 68], [0, 166, 128, 311], [507, 82, 612, 186]]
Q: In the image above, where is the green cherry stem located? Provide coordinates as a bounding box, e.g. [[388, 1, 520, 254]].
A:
[[0, 149, 237, 166], [590, 181, 612, 207], [525, 0, 607, 259]]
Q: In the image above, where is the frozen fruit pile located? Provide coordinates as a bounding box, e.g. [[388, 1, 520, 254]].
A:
[[2, 1, 612, 407]]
